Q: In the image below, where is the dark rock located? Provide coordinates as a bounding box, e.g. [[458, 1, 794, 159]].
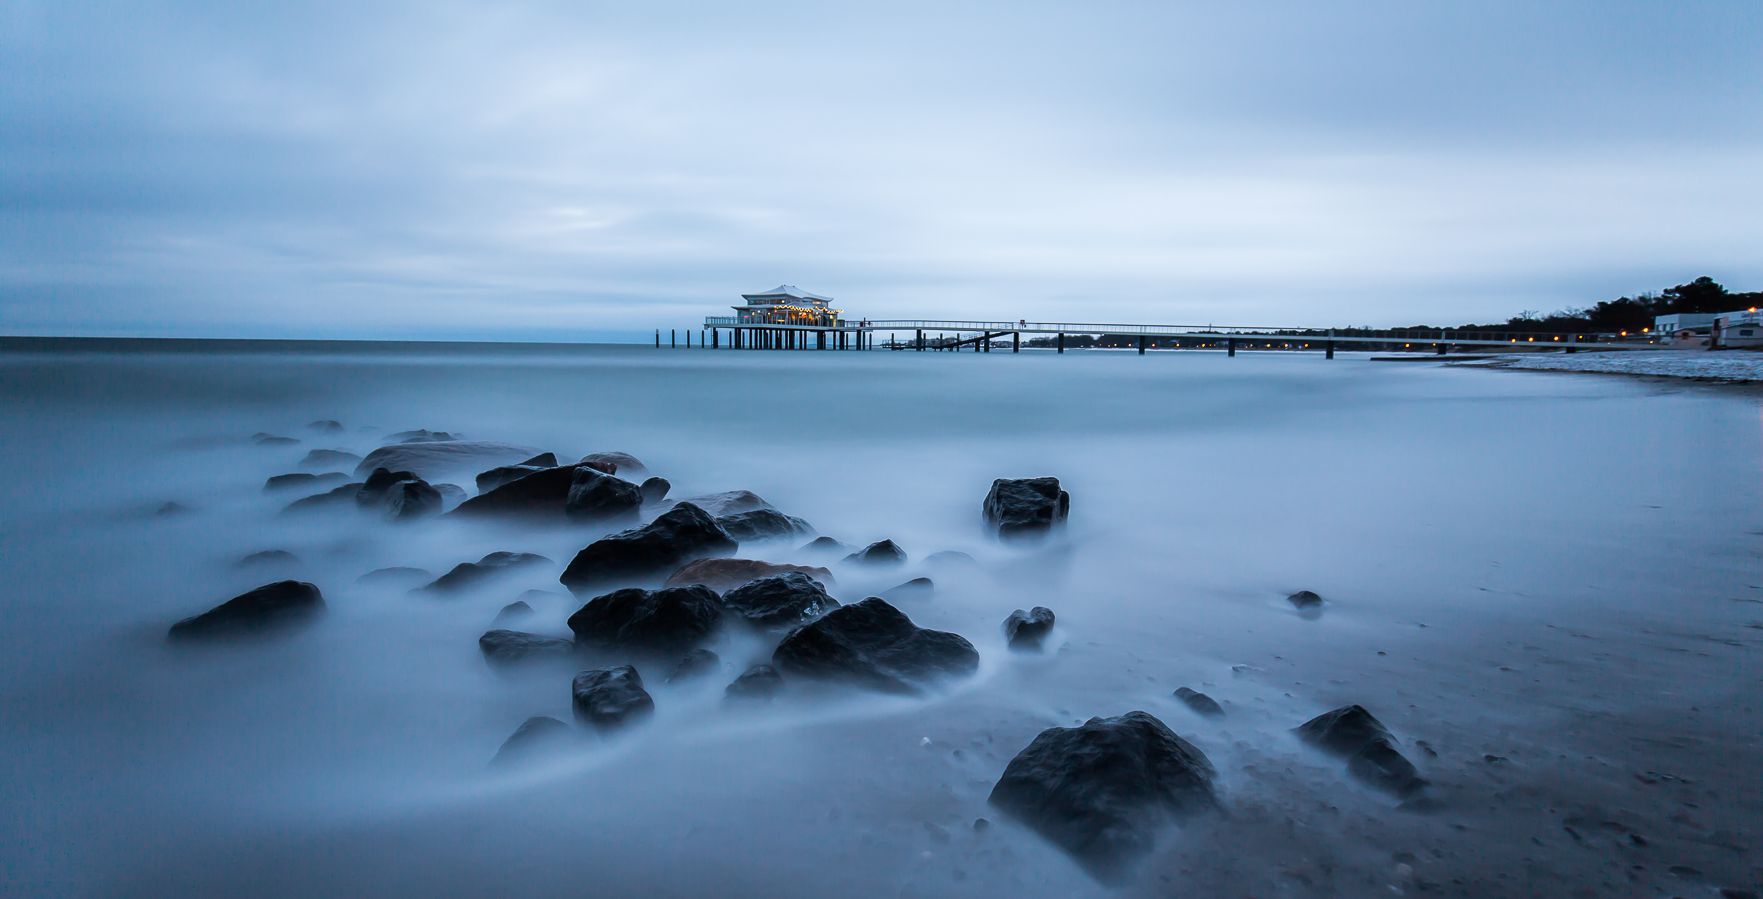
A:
[[1004, 606, 1056, 651], [264, 471, 350, 492], [722, 572, 840, 629], [457, 465, 579, 516], [771, 597, 978, 695], [564, 468, 644, 523], [559, 503, 736, 592], [639, 476, 670, 504], [238, 549, 298, 568], [716, 509, 814, 543], [300, 448, 361, 469], [155, 501, 191, 517], [566, 584, 724, 656], [433, 483, 466, 506], [282, 483, 365, 513], [724, 664, 784, 703], [478, 629, 575, 669], [519, 452, 558, 467], [493, 600, 535, 626], [882, 577, 934, 602], [1173, 687, 1224, 718], [666, 648, 722, 684], [384, 479, 442, 520], [490, 716, 572, 767], [423, 552, 551, 594], [168, 580, 325, 641], [664, 558, 834, 592], [579, 458, 616, 475], [982, 477, 1070, 540], [1294, 704, 1394, 756], [475, 464, 549, 494], [678, 490, 772, 517], [1348, 738, 1427, 796], [988, 711, 1216, 884], [571, 665, 654, 733], [924, 550, 978, 568], [389, 428, 457, 443], [800, 535, 849, 555], [355, 466, 419, 503], [357, 566, 430, 585], [844, 539, 906, 566], [579, 451, 647, 475], [307, 419, 344, 433], [355, 440, 539, 480], [251, 432, 300, 446], [1287, 590, 1323, 609]]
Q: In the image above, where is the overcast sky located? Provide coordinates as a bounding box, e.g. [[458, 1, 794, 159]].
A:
[[3, 1, 1760, 341]]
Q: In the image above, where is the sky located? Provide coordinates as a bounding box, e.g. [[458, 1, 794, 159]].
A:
[[3, 0, 1761, 342]]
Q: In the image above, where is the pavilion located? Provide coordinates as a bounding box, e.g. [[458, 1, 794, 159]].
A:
[[734, 285, 844, 327]]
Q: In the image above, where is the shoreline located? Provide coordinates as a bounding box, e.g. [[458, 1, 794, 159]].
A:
[[1453, 350, 1763, 386]]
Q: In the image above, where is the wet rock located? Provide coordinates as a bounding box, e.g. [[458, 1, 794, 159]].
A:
[[844, 539, 906, 566], [1296, 705, 1426, 796], [924, 550, 978, 569], [155, 501, 191, 517], [307, 419, 344, 433], [678, 490, 772, 517], [492, 600, 535, 626], [490, 716, 572, 767], [716, 508, 815, 542], [478, 629, 575, 669], [238, 549, 299, 568], [882, 577, 935, 602], [355, 440, 539, 480], [988, 711, 1217, 885], [251, 432, 300, 446], [389, 428, 457, 443], [567, 584, 724, 656], [571, 665, 654, 733], [355, 467, 441, 521], [559, 503, 736, 592], [982, 477, 1070, 540], [579, 458, 615, 475], [282, 483, 365, 513], [800, 535, 849, 555], [1173, 687, 1224, 718], [722, 572, 840, 629], [1349, 738, 1427, 796], [1004, 607, 1056, 651], [423, 552, 551, 594], [357, 566, 430, 585], [518, 452, 557, 467], [1287, 590, 1323, 610], [666, 648, 721, 684], [579, 451, 647, 475], [433, 483, 466, 507], [771, 597, 978, 695], [300, 448, 361, 469], [264, 471, 350, 492], [724, 664, 784, 703], [564, 468, 644, 523], [457, 464, 578, 516], [355, 467, 420, 505], [168, 580, 325, 641], [475, 464, 550, 494], [639, 476, 670, 504], [664, 558, 834, 591]]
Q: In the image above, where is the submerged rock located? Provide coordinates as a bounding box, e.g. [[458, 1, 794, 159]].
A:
[[1173, 687, 1224, 718], [564, 469, 644, 523], [639, 476, 670, 504], [924, 550, 978, 569], [771, 597, 977, 695], [800, 535, 849, 555], [307, 419, 344, 433], [355, 440, 539, 480], [579, 451, 647, 475], [1287, 589, 1323, 610], [355, 467, 441, 521], [168, 580, 325, 641], [238, 549, 298, 568], [988, 711, 1217, 884], [1003, 606, 1056, 651], [559, 503, 736, 592], [155, 501, 191, 517], [571, 665, 654, 733], [1296, 704, 1426, 796], [882, 577, 934, 602], [666, 648, 722, 684], [490, 716, 572, 767], [722, 572, 840, 629], [567, 584, 724, 656], [389, 428, 457, 443], [475, 463, 550, 494], [301, 448, 361, 469], [252, 432, 300, 446], [281, 483, 364, 514], [492, 600, 535, 626], [664, 558, 834, 592], [716, 509, 814, 543], [725, 664, 784, 703], [678, 490, 772, 517], [423, 552, 551, 594], [264, 471, 349, 492], [844, 539, 906, 566], [357, 566, 430, 585], [1348, 737, 1426, 797], [982, 477, 1070, 540], [478, 629, 575, 669]]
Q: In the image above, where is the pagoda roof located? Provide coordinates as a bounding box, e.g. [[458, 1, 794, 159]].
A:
[[742, 284, 832, 303]]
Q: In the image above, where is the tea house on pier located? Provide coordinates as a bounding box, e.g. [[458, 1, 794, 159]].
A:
[[734, 285, 844, 327]]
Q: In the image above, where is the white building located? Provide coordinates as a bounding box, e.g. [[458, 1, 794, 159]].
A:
[[1654, 312, 1718, 349], [1714, 308, 1763, 349], [733, 285, 844, 326]]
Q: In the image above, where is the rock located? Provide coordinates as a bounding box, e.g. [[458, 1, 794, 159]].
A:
[[1349, 738, 1427, 796], [844, 539, 906, 566], [924, 550, 978, 569], [722, 572, 840, 629], [389, 428, 457, 443], [800, 535, 849, 555], [724, 664, 784, 703], [357, 566, 430, 585], [571, 665, 654, 733], [988, 711, 1216, 884], [579, 451, 647, 475], [238, 549, 298, 568], [1003, 606, 1056, 651], [423, 552, 551, 594], [982, 477, 1070, 540], [354, 440, 539, 480], [664, 558, 834, 591], [475, 464, 550, 494], [771, 597, 978, 695], [559, 503, 737, 592], [252, 432, 300, 446], [666, 648, 722, 684], [454, 464, 638, 522], [282, 482, 365, 513], [639, 476, 670, 504], [433, 483, 467, 506], [355, 467, 419, 505], [716, 509, 815, 543], [490, 716, 572, 767], [519, 452, 557, 467], [478, 629, 575, 669], [168, 580, 325, 641], [264, 471, 349, 492], [307, 419, 344, 433], [564, 468, 644, 523], [492, 600, 535, 626], [1287, 590, 1323, 609], [579, 458, 616, 475], [881, 577, 934, 602], [300, 448, 361, 469], [1296, 704, 1426, 796], [566, 584, 724, 656], [1173, 687, 1224, 718], [155, 501, 191, 517], [355, 467, 440, 521], [678, 490, 772, 517]]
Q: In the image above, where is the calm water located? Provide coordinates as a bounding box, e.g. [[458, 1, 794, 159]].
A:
[[1, 339, 1758, 897]]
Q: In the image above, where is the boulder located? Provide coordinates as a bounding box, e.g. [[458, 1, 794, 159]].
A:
[[355, 467, 441, 521], [988, 711, 1217, 884], [1287, 590, 1323, 609], [982, 477, 1070, 540], [1348, 737, 1426, 797], [475, 464, 549, 494], [433, 483, 467, 507], [252, 432, 299, 446], [355, 440, 539, 480], [566, 584, 724, 656], [1004, 607, 1056, 651], [453, 465, 578, 517], [800, 535, 849, 555], [881, 577, 934, 602], [492, 600, 535, 626], [571, 665, 654, 733], [559, 503, 736, 592], [490, 716, 572, 767], [168, 580, 325, 641], [924, 550, 979, 569], [422, 552, 551, 594], [264, 471, 349, 492], [579, 451, 647, 475], [666, 648, 722, 684], [237, 549, 298, 568], [721, 572, 840, 630], [519, 452, 558, 467], [639, 476, 670, 504], [357, 566, 429, 585], [844, 539, 906, 566], [716, 509, 814, 543], [389, 428, 457, 443], [355, 467, 419, 505], [301, 448, 361, 469], [665, 558, 834, 592], [678, 490, 772, 517], [725, 664, 784, 703], [1173, 687, 1224, 718], [283, 483, 362, 513], [771, 597, 978, 695], [307, 419, 344, 433], [564, 469, 644, 523], [478, 629, 575, 669], [1295, 705, 1425, 796]]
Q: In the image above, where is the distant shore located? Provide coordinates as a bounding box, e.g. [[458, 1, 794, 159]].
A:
[[1458, 350, 1763, 384]]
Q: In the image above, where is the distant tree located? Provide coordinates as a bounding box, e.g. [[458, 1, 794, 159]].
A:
[[1660, 276, 1729, 313]]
